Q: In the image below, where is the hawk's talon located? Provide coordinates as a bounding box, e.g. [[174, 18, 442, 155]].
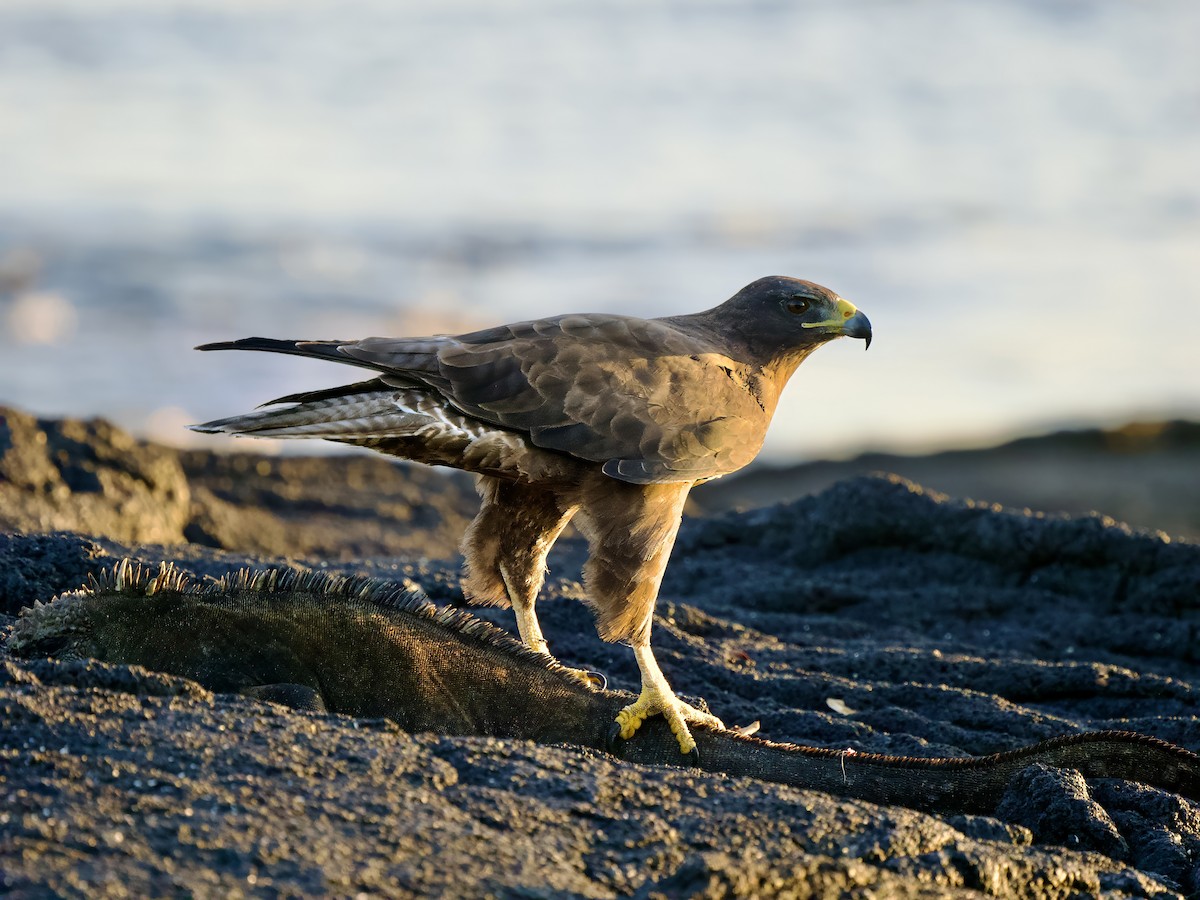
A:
[[605, 721, 625, 755], [605, 715, 701, 766], [561, 665, 607, 690], [613, 684, 724, 757]]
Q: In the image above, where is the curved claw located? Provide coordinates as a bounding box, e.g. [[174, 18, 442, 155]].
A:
[[606, 721, 625, 756], [605, 720, 700, 767], [562, 666, 607, 691]]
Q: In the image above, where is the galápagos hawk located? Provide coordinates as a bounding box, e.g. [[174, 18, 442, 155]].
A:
[[192, 275, 872, 757]]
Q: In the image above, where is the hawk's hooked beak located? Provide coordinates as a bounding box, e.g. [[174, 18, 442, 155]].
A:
[[803, 297, 873, 350]]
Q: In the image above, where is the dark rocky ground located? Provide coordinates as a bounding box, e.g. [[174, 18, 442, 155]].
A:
[[691, 420, 1200, 544], [2, 406, 1199, 898]]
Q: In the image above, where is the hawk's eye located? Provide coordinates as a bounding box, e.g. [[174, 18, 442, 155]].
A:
[[785, 296, 810, 315]]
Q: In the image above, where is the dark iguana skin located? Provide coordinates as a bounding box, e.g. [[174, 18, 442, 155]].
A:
[[8, 560, 1200, 816]]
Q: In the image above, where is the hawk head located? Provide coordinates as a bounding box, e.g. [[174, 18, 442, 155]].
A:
[[702, 275, 872, 377]]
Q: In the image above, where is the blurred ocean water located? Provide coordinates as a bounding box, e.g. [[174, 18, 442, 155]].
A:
[[0, 0, 1197, 460]]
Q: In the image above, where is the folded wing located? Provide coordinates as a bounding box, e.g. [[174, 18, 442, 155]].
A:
[[198, 315, 770, 484]]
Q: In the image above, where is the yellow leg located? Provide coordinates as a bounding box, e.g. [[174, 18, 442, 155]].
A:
[[503, 563, 551, 655], [502, 564, 606, 690], [615, 642, 725, 755]]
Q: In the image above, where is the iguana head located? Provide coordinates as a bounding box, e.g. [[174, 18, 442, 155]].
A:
[[7, 559, 194, 660]]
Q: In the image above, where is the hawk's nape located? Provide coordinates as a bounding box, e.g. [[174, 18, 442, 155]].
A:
[[193, 275, 872, 756]]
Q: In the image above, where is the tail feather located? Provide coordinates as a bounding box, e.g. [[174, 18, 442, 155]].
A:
[[258, 377, 389, 408], [191, 391, 429, 439], [191, 386, 578, 483], [191, 334, 573, 482], [195, 338, 377, 370]]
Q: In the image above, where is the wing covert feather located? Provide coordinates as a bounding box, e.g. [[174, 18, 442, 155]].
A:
[[338, 315, 772, 483]]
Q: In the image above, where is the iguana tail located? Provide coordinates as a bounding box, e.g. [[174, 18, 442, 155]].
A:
[[610, 722, 1200, 814]]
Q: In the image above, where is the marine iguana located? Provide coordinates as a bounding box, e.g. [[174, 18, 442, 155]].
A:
[[8, 560, 1199, 816], [189, 276, 873, 756]]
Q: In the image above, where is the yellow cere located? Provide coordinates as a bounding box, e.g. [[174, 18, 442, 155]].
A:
[[802, 297, 861, 331]]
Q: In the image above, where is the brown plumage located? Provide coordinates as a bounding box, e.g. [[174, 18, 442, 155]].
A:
[[193, 275, 872, 755]]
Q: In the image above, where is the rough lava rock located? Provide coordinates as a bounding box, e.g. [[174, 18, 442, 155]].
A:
[[0, 406, 479, 560], [0, 407, 192, 544], [177, 448, 479, 560], [692, 419, 1200, 542], [2, 411, 1200, 897]]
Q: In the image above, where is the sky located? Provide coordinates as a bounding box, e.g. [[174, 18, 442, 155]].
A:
[[1, 0, 1197, 461]]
